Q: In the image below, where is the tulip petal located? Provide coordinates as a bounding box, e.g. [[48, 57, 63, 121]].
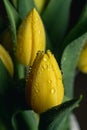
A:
[[26, 50, 64, 113], [77, 44, 87, 73], [0, 45, 14, 76], [16, 8, 46, 66]]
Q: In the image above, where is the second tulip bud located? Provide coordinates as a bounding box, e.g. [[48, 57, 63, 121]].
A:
[[26, 50, 64, 113]]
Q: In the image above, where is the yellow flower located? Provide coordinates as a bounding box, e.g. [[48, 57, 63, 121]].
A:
[[25, 50, 64, 113], [77, 44, 87, 73], [0, 45, 14, 77], [16, 8, 46, 66], [34, 0, 46, 13]]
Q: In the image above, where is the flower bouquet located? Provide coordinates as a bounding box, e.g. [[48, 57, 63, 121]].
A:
[[0, 0, 87, 130]]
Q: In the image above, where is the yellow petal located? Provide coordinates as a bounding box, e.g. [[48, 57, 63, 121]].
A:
[[77, 44, 87, 73], [0, 45, 14, 76], [16, 8, 46, 66], [26, 50, 64, 113]]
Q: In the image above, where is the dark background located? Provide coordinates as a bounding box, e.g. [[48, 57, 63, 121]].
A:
[[70, 0, 87, 130], [0, 0, 87, 130], [74, 73, 87, 130]]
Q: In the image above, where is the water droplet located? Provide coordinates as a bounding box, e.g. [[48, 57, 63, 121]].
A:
[[35, 89, 39, 93], [29, 66, 32, 72], [43, 57, 47, 61], [50, 88, 55, 94], [48, 80, 52, 84], [25, 66, 31, 75], [26, 78, 28, 82], [40, 64, 47, 72], [48, 65, 52, 71], [42, 64, 48, 69], [37, 50, 42, 56], [34, 88, 39, 94]]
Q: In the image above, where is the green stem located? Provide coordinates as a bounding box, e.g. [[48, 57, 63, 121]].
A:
[[17, 62, 25, 79], [13, 57, 25, 80]]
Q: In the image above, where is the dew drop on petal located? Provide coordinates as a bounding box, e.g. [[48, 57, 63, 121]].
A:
[[26, 78, 28, 82], [42, 64, 48, 69], [36, 50, 43, 56], [43, 57, 47, 62], [33, 82, 40, 93], [35, 89, 39, 93], [48, 80, 52, 84], [50, 88, 55, 94]]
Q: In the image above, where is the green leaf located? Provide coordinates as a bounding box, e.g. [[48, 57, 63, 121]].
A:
[[61, 32, 87, 98], [3, 0, 24, 80], [12, 110, 39, 130], [42, 0, 72, 55], [0, 60, 14, 129], [0, 60, 13, 95], [62, 4, 87, 49], [11, 0, 18, 9], [46, 32, 52, 51], [3, 0, 21, 46], [18, 0, 35, 19], [0, 60, 26, 130], [39, 96, 82, 130]]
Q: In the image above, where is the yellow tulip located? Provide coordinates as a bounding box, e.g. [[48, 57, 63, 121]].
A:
[[77, 44, 87, 73], [26, 50, 64, 113], [16, 8, 46, 66], [0, 45, 14, 77], [34, 0, 46, 13]]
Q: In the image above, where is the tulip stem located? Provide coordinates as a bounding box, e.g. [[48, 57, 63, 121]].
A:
[[13, 57, 25, 80], [17, 63, 25, 79]]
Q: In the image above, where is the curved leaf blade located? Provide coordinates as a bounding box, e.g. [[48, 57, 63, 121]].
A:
[[39, 96, 82, 130], [61, 32, 87, 98], [0, 60, 14, 130], [18, 0, 35, 19], [42, 0, 72, 53], [11, 0, 18, 9], [12, 110, 39, 130], [0, 60, 12, 94], [3, 0, 21, 45]]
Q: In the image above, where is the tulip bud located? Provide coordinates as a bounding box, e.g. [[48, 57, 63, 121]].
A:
[[77, 44, 87, 73], [0, 45, 14, 76], [26, 50, 64, 113], [16, 8, 46, 66], [34, 0, 46, 13]]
